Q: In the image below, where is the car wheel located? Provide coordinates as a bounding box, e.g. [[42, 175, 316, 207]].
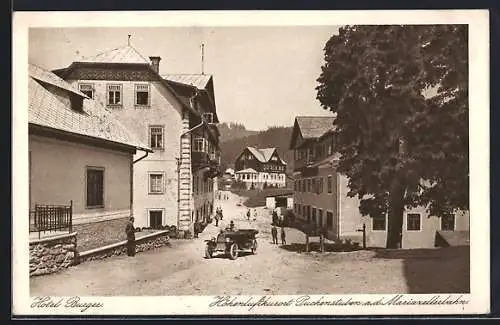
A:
[[205, 245, 213, 259], [228, 243, 238, 260], [251, 239, 258, 254]]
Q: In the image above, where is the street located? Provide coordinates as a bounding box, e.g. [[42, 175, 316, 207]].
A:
[[30, 192, 467, 296]]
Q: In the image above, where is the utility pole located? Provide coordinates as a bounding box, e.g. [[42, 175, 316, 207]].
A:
[[201, 43, 205, 75]]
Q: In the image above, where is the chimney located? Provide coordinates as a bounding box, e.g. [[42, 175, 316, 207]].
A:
[[149, 56, 161, 74]]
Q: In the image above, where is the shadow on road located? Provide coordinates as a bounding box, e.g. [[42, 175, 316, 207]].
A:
[[278, 242, 364, 253], [373, 246, 470, 293]]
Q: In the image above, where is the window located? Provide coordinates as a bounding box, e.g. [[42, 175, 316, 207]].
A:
[[149, 126, 164, 150], [441, 213, 455, 231], [318, 209, 323, 227], [327, 175, 333, 194], [79, 83, 94, 99], [372, 213, 387, 231], [312, 178, 316, 194], [294, 180, 297, 191], [149, 210, 163, 229], [149, 173, 164, 194], [86, 167, 104, 208], [312, 207, 317, 224], [193, 137, 205, 152], [307, 178, 311, 192], [202, 112, 214, 124], [302, 205, 306, 218], [107, 84, 122, 106], [326, 211, 333, 227], [302, 179, 306, 192], [407, 213, 421, 231], [135, 84, 150, 106]]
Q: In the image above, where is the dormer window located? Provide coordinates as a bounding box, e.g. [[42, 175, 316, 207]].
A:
[[107, 84, 122, 107], [202, 112, 214, 124], [135, 84, 150, 107], [79, 83, 94, 99]]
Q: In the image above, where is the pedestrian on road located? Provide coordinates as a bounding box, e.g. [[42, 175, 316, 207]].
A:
[[215, 213, 219, 227], [280, 226, 286, 245], [253, 209, 257, 221], [125, 217, 136, 256], [271, 225, 278, 244], [246, 209, 251, 221]]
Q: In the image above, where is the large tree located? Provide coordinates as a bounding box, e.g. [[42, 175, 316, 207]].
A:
[[316, 25, 468, 248]]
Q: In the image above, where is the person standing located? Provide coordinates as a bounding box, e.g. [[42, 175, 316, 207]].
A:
[[246, 209, 251, 221], [125, 217, 136, 256], [280, 226, 286, 245], [271, 225, 278, 245], [253, 209, 257, 221]]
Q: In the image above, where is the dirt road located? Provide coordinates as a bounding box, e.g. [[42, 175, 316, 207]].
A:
[[30, 192, 468, 296]]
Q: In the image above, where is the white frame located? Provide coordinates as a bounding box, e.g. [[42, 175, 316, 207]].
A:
[[147, 208, 165, 228], [405, 212, 422, 232], [148, 171, 165, 195], [371, 213, 388, 232], [134, 83, 151, 107], [78, 83, 94, 99], [149, 125, 165, 150], [85, 166, 105, 209], [106, 83, 123, 106]]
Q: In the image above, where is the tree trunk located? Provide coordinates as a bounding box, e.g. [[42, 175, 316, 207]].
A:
[[386, 178, 406, 249]]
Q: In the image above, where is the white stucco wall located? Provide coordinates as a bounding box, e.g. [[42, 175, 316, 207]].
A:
[[29, 134, 132, 224]]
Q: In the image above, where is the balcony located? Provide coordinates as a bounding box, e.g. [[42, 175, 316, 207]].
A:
[[192, 151, 210, 167]]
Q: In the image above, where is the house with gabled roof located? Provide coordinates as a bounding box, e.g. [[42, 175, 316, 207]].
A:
[[29, 63, 152, 227], [234, 147, 287, 189], [289, 115, 470, 248], [52, 44, 221, 236]]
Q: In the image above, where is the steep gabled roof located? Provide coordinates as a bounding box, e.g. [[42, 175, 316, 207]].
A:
[[290, 116, 336, 149], [296, 116, 336, 139], [162, 74, 212, 90], [245, 147, 287, 165], [79, 45, 150, 64], [29, 64, 151, 152]]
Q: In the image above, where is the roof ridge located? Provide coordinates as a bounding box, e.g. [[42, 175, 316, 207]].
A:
[[80, 45, 127, 61]]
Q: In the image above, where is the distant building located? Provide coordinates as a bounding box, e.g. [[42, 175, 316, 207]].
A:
[[234, 147, 287, 189], [224, 168, 235, 177], [53, 45, 221, 235], [289, 116, 469, 248], [28, 64, 151, 226]]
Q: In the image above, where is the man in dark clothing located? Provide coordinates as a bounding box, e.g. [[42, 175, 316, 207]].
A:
[[125, 217, 136, 256], [280, 227, 286, 245], [271, 225, 278, 244]]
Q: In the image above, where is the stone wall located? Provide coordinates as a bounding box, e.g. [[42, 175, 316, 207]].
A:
[[29, 232, 78, 277], [77, 230, 170, 264]]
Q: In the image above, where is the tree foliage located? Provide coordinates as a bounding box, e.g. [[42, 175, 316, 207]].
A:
[[316, 25, 468, 248]]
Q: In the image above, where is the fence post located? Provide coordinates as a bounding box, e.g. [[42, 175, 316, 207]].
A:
[[69, 200, 73, 233], [362, 223, 366, 249]]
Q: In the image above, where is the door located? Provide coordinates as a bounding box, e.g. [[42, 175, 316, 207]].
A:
[[149, 210, 163, 229]]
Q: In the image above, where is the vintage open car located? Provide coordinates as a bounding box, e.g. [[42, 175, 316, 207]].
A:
[[205, 229, 259, 260]]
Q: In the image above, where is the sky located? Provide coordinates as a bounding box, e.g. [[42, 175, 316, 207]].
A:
[[28, 26, 339, 131]]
